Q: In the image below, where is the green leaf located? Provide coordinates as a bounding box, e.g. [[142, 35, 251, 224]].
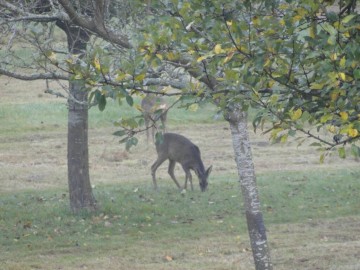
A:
[[309, 142, 322, 147], [126, 137, 138, 151], [113, 130, 127, 137], [342, 14, 356, 24], [320, 153, 325, 164], [288, 129, 296, 136], [354, 69, 360, 79], [322, 23, 337, 36], [89, 91, 97, 103], [98, 94, 107, 111], [126, 95, 134, 107], [280, 134, 288, 143]]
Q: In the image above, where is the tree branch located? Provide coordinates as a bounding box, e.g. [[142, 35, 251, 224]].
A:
[[58, 0, 132, 49], [0, 68, 68, 81]]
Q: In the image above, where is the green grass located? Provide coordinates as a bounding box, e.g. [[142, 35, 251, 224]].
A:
[[0, 98, 220, 138], [1, 86, 359, 269], [1, 169, 359, 269], [258, 169, 360, 224], [0, 102, 67, 135]]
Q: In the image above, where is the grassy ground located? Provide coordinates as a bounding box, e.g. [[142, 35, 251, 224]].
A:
[[0, 78, 359, 269]]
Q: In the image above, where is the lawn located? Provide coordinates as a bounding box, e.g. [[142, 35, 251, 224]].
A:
[[0, 78, 359, 270]]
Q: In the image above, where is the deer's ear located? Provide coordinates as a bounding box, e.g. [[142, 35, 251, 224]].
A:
[[206, 165, 213, 177]]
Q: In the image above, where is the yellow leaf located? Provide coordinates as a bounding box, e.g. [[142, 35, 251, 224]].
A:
[[135, 73, 145, 82], [339, 111, 348, 121], [214, 44, 222, 54], [93, 57, 101, 71], [327, 125, 336, 133], [321, 114, 333, 123], [309, 26, 315, 38], [224, 51, 235, 64], [330, 53, 337, 61], [320, 153, 325, 164], [46, 51, 57, 62], [310, 82, 325, 90], [188, 103, 199, 112], [264, 58, 271, 68], [197, 56, 206, 62], [166, 52, 176, 61], [116, 73, 126, 82], [348, 128, 359, 138], [280, 134, 288, 143], [330, 92, 338, 101], [156, 53, 163, 60], [226, 21, 232, 26], [291, 108, 302, 121], [252, 16, 260, 26], [293, 15, 302, 23], [279, 19, 285, 27], [279, 3, 289, 10], [134, 104, 142, 111], [267, 80, 275, 88], [340, 56, 346, 68], [339, 72, 346, 81], [74, 74, 83, 80]]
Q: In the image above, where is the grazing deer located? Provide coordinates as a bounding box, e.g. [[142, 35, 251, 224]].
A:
[[151, 133, 212, 192], [141, 93, 168, 143]]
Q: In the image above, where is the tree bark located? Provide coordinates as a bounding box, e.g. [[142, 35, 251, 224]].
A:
[[67, 80, 96, 213], [225, 105, 272, 270], [59, 22, 97, 213]]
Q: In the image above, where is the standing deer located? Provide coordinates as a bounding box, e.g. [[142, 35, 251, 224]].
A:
[[141, 93, 168, 143], [151, 133, 212, 192]]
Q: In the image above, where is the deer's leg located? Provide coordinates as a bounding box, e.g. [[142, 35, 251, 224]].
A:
[[182, 167, 193, 191], [151, 125, 155, 143], [185, 170, 194, 191], [151, 156, 167, 191], [144, 116, 150, 144], [168, 160, 181, 190], [188, 172, 194, 191], [161, 112, 167, 132]]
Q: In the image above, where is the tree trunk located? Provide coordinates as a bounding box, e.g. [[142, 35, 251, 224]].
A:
[[59, 21, 97, 213], [67, 80, 96, 213], [225, 105, 272, 270]]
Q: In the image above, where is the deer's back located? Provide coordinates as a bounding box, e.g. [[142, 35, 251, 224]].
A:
[[156, 133, 202, 166]]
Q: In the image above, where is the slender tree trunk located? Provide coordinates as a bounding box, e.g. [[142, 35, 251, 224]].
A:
[[225, 105, 272, 270], [58, 21, 97, 213], [67, 80, 96, 213]]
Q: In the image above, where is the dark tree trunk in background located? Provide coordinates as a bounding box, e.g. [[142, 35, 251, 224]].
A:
[[57, 21, 97, 213], [225, 105, 272, 270]]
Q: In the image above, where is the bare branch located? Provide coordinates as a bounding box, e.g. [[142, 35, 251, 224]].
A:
[[58, 0, 132, 49], [0, 0, 66, 22], [0, 68, 68, 81]]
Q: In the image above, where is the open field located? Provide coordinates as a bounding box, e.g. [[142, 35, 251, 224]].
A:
[[0, 77, 359, 269]]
